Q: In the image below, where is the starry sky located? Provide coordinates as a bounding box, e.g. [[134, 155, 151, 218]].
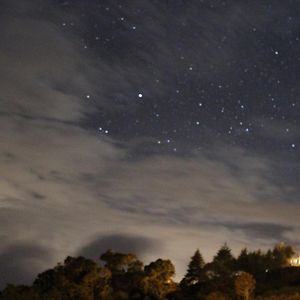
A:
[[1, 0, 300, 288]]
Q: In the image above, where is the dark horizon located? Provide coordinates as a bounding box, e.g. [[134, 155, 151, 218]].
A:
[[2, 242, 299, 299]]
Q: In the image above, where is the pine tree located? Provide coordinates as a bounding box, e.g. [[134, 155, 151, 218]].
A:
[[212, 243, 235, 276], [181, 249, 206, 287]]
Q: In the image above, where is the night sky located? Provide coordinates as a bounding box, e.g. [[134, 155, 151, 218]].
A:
[[1, 0, 300, 288]]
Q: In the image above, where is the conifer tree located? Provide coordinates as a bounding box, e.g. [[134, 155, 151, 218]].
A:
[[181, 249, 206, 287], [212, 243, 235, 276], [208, 243, 236, 297]]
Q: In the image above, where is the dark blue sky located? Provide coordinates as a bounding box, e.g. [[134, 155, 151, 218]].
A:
[[72, 0, 300, 151], [1, 0, 300, 288]]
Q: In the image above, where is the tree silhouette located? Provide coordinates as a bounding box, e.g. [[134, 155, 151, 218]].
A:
[[271, 243, 295, 269], [236, 248, 267, 276], [181, 249, 206, 287], [100, 250, 145, 299], [0, 285, 39, 300], [205, 243, 236, 298], [33, 256, 107, 300], [0, 243, 299, 300], [210, 243, 235, 277]]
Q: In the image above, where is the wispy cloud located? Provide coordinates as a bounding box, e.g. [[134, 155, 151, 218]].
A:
[[1, 0, 300, 288]]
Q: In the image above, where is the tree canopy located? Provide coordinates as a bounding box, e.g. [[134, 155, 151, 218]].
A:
[[1, 243, 300, 300]]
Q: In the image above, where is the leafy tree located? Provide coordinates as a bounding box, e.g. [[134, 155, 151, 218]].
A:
[[100, 250, 143, 274], [100, 250, 144, 298], [34, 256, 110, 300], [234, 272, 256, 300], [271, 243, 295, 269], [0, 285, 40, 300], [141, 259, 177, 299], [1, 244, 300, 300]]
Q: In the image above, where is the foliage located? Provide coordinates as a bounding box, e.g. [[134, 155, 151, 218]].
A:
[[181, 249, 206, 287], [236, 243, 296, 277], [211, 243, 236, 277], [202, 244, 236, 298], [100, 250, 143, 274], [0, 243, 300, 300], [272, 243, 295, 268], [141, 259, 177, 299], [33, 256, 110, 299], [235, 272, 256, 300]]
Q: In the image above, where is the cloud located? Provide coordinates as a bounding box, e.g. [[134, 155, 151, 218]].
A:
[[1, 117, 300, 283], [0, 242, 53, 289], [0, 0, 129, 286], [100, 149, 297, 226], [224, 222, 294, 242], [1, 0, 300, 287], [0, 13, 94, 122], [78, 234, 160, 262], [92, 148, 300, 276]]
